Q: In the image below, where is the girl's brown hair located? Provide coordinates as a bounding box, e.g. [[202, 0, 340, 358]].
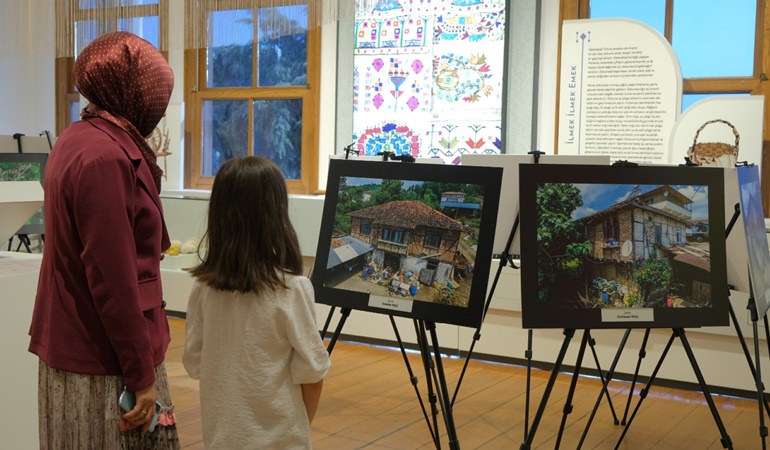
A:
[[190, 156, 303, 294]]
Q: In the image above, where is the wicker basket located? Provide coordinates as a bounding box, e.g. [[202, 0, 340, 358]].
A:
[[686, 119, 739, 167]]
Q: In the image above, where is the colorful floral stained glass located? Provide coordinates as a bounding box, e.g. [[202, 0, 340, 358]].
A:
[[352, 0, 505, 164]]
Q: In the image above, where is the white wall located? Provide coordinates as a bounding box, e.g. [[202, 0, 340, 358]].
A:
[[0, 0, 564, 182], [0, 0, 56, 136], [0, 56, 56, 135]]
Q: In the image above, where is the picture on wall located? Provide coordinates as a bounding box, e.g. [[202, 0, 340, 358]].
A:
[[736, 165, 770, 318], [519, 164, 729, 329], [0, 153, 47, 235], [311, 159, 502, 328]]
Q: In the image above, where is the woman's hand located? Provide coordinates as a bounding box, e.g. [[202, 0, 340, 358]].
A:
[[122, 384, 157, 432]]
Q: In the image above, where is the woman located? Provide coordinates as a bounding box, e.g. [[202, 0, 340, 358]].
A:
[[28, 31, 180, 449]]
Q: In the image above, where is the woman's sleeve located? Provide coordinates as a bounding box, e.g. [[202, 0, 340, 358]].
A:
[[182, 282, 204, 380], [74, 151, 154, 390], [287, 277, 331, 385]]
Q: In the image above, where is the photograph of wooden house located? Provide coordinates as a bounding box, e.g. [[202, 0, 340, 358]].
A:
[[535, 181, 713, 310], [324, 176, 484, 307]]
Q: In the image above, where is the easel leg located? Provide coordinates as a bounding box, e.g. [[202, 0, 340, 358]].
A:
[[320, 306, 336, 339], [764, 315, 770, 357], [390, 316, 439, 446], [554, 330, 591, 450], [576, 328, 631, 449], [675, 329, 733, 449], [325, 307, 351, 355], [749, 299, 768, 449], [729, 299, 770, 417], [621, 327, 650, 425], [585, 331, 619, 424], [425, 321, 461, 450], [614, 331, 676, 450], [415, 320, 442, 450], [615, 330, 733, 450], [524, 329, 533, 441], [520, 328, 575, 450], [452, 247, 515, 405], [19, 234, 31, 253]]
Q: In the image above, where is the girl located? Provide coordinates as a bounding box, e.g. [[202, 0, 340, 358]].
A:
[[183, 156, 331, 449]]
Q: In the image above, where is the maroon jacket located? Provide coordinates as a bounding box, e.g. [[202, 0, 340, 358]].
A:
[[29, 116, 172, 391]]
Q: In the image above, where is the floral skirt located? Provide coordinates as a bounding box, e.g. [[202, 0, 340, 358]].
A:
[[38, 360, 181, 450]]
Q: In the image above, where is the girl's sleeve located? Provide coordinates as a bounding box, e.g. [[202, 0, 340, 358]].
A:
[[182, 281, 204, 380], [287, 277, 331, 385]]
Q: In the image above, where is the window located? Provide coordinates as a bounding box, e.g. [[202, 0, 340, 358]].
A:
[[360, 220, 372, 236], [382, 228, 405, 244], [55, 0, 168, 135], [559, 0, 770, 210], [424, 230, 442, 249], [184, 1, 320, 194], [603, 216, 619, 242]]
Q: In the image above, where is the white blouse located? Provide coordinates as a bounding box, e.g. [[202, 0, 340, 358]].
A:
[[183, 274, 331, 449]]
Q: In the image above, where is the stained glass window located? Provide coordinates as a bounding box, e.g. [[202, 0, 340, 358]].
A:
[[352, 0, 506, 164]]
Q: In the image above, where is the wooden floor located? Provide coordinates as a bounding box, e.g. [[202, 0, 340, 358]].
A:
[[166, 317, 764, 449]]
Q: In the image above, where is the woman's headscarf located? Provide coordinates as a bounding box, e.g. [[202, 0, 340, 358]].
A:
[[72, 31, 174, 193]]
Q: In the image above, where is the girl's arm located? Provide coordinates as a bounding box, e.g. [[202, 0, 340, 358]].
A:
[[301, 379, 324, 423]]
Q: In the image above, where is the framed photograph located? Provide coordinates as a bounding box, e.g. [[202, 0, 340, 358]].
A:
[[0, 153, 47, 235], [311, 159, 503, 328], [736, 165, 770, 318], [519, 164, 729, 329]]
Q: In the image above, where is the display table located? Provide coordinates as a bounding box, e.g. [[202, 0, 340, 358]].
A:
[[0, 251, 41, 449]]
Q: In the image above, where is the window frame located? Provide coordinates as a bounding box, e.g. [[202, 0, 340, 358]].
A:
[[183, 1, 320, 195], [382, 227, 405, 245], [360, 219, 372, 236], [558, 0, 770, 212], [424, 229, 442, 249]]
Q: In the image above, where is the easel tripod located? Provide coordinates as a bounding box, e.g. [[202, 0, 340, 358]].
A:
[[319, 150, 460, 449], [520, 161, 735, 449], [449, 151, 619, 443], [321, 308, 461, 450], [577, 201, 770, 449]]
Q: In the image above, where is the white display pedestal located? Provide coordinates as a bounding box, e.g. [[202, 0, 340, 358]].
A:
[[161, 268, 196, 314], [0, 251, 41, 449]]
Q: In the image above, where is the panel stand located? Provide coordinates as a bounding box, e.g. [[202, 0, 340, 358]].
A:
[[323, 308, 460, 449], [614, 328, 733, 450], [319, 151, 458, 447], [518, 328, 618, 450], [520, 327, 733, 449], [519, 328, 575, 450], [452, 151, 617, 444]]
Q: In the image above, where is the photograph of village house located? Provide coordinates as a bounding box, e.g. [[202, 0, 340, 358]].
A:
[[535, 181, 715, 311], [323, 176, 485, 307]]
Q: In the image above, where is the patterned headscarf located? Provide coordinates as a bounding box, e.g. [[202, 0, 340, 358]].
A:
[[72, 31, 174, 193]]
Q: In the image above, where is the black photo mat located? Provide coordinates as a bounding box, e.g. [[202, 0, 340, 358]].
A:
[[519, 163, 729, 329], [0, 153, 47, 236], [736, 165, 770, 318], [311, 159, 503, 328]]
